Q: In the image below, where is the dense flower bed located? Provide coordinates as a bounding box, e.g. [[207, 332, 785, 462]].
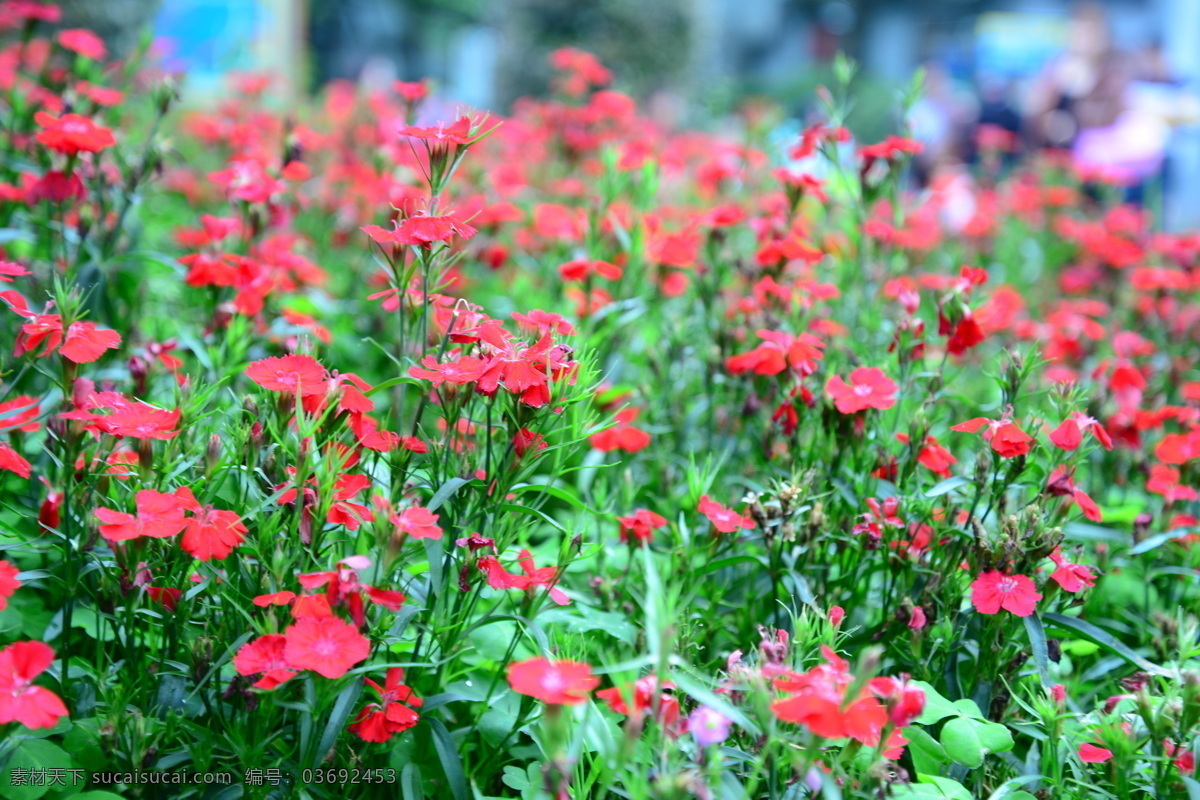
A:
[[1, 7, 1200, 800]]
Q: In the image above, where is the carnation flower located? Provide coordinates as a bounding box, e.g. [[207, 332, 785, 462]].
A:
[[506, 657, 598, 705], [970, 571, 1041, 617]]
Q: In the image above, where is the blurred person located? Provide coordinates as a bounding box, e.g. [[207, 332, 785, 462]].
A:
[[1025, 2, 1126, 151], [908, 62, 978, 186], [969, 76, 1022, 172]]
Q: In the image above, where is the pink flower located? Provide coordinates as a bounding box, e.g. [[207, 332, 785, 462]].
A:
[[825, 367, 897, 413], [245, 355, 328, 396], [391, 506, 443, 540], [952, 416, 1034, 458], [970, 571, 1041, 617], [618, 509, 668, 546], [1049, 413, 1114, 452], [1046, 465, 1103, 522], [0, 641, 69, 728], [95, 489, 191, 542], [698, 495, 755, 533], [0, 442, 31, 478], [507, 657, 598, 705], [1048, 549, 1097, 593], [282, 617, 371, 679], [0, 560, 20, 609], [1079, 743, 1114, 763], [233, 635, 298, 690]]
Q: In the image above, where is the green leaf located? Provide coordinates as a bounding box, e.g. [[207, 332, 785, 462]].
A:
[[1182, 777, 1200, 800], [499, 502, 566, 533], [62, 721, 106, 772], [911, 680, 959, 724], [427, 477, 474, 512], [1023, 615, 1051, 687], [1130, 526, 1195, 555], [0, 739, 75, 800], [669, 667, 761, 736], [539, 605, 637, 645], [428, 718, 468, 800], [940, 717, 985, 768], [400, 763, 423, 800], [952, 698, 985, 718], [509, 482, 598, 513], [925, 476, 970, 497], [501, 766, 531, 792], [976, 721, 1015, 753], [906, 726, 948, 774], [1044, 613, 1170, 675], [891, 777, 973, 800], [1062, 522, 1126, 543], [919, 776, 974, 800], [310, 678, 363, 769], [983, 776, 1043, 800], [72, 794, 128, 800]]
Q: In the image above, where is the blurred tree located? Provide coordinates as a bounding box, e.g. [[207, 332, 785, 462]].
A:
[[59, 0, 163, 58]]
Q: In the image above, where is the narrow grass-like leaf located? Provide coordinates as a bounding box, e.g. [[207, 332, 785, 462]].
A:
[[1044, 613, 1169, 675]]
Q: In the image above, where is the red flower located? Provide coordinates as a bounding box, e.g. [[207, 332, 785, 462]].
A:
[[1147, 464, 1199, 503], [1047, 465, 1103, 522], [0, 261, 29, 283], [0, 560, 20, 609], [771, 647, 907, 756], [951, 416, 1034, 458], [245, 355, 327, 396], [1079, 743, 1114, 763], [726, 329, 824, 376], [253, 591, 296, 607], [34, 111, 116, 155], [825, 367, 897, 414], [970, 571, 1041, 617], [56, 28, 106, 60], [698, 494, 755, 533], [349, 668, 424, 743], [58, 321, 120, 363], [590, 407, 651, 453], [860, 135, 923, 161], [1049, 413, 1114, 452], [0, 442, 31, 478], [0, 395, 40, 433], [391, 506, 442, 540], [7, 306, 120, 364], [478, 549, 569, 605], [282, 616, 371, 679], [506, 657, 598, 705], [408, 354, 486, 387], [362, 212, 477, 249], [179, 499, 248, 561], [95, 489, 191, 542], [871, 676, 927, 727], [233, 635, 298, 690], [88, 399, 180, 440], [297, 556, 405, 627], [618, 509, 668, 546], [1048, 549, 1097, 593], [896, 433, 957, 477], [0, 641, 69, 729], [512, 427, 548, 457], [397, 115, 476, 145], [512, 309, 576, 337], [559, 258, 621, 282], [596, 675, 683, 733]]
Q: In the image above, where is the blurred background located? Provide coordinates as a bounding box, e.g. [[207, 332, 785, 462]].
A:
[[53, 0, 1200, 228]]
